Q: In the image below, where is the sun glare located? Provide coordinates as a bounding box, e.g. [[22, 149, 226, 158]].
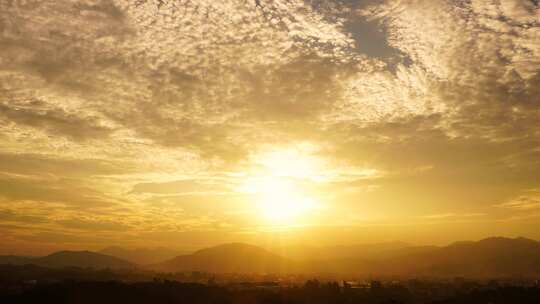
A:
[[239, 145, 324, 225], [251, 177, 318, 223]]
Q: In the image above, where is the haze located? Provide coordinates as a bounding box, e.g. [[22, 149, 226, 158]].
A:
[[1, 0, 539, 257]]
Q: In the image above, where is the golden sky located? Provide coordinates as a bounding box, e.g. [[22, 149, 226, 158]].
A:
[[1, 0, 539, 255]]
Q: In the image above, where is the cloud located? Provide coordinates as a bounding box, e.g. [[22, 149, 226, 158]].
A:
[[357, 0, 539, 133], [496, 190, 540, 210], [0, 0, 367, 161], [0, 152, 135, 177], [56, 218, 130, 232], [131, 179, 232, 195], [319, 0, 540, 212], [0, 209, 48, 224], [1, 0, 538, 157], [420, 213, 486, 220], [0, 101, 113, 141], [0, 174, 118, 208], [18, 231, 114, 245]]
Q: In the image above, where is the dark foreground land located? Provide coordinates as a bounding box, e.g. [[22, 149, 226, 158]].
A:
[[2, 280, 540, 304], [1, 265, 540, 304]]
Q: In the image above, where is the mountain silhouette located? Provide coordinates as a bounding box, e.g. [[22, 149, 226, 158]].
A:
[[0, 251, 135, 269], [0, 255, 33, 265], [373, 237, 540, 277], [272, 241, 417, 260], [3, 237, 540, 277], [151, 243, 295, 273], [99, 246, 184, 265], [263, 237, 540, 277]]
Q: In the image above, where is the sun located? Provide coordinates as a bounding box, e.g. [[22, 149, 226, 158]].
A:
[[250, 177, 318, 223], [239, 145, 324, 225]]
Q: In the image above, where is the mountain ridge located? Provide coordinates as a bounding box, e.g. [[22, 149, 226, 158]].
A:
[[0, 250, 135, 270], [150, 242, 297, 273], [374, 236, 540, 277], [99, 246, 184, 265], [3, 237, 539, 277]]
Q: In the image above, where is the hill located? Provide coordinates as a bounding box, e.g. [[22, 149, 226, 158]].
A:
[[271, 237, 540, 277], [373, 237, 540, 277], [272, 241, 414, 260], [151, 243, 295, 273], [0, 251, 135, 270], [143, 237, 540, 277], [99, 246, 184, 265], [0, 255, 34, 265], [3, 237, 540, 277]]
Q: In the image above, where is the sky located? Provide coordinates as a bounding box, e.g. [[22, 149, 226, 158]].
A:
[[0, 0, 539, 255]]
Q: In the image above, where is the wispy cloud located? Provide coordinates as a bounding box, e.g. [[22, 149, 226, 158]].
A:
[[495, 190, 540, 210]]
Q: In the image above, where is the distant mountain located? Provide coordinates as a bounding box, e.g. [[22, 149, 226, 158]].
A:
[[148, 237, 540, 276], [99, 246, 185, 265], [36, 251, 135, 269], [0, 251, 135, 269], [298, 245, 439, 274], [0, 255, 34, 265], [151, 243, 295, 273], [370, 237, 540, 277], [272, 241, 414, 260], [3, 237, 540, 277]]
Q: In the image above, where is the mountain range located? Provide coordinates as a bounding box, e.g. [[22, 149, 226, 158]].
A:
[[0, 251, 134, 269], [99, 246, 184, 265], [150, 243, 295, 273], [377, 237, 540, 277], [271, 241, 436, 261], [2, 237, 540, 277]]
